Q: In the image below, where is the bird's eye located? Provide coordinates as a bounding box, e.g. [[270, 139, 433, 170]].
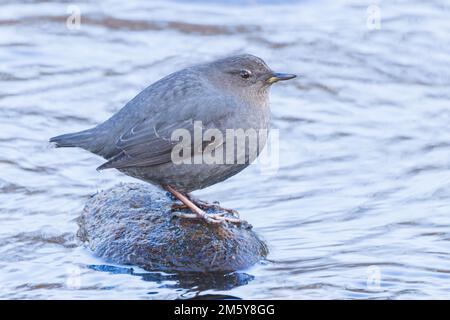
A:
[[240, 70, 251, 79]]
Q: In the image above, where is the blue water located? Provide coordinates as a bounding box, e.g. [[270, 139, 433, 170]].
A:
[[0, 0, 450, 299]]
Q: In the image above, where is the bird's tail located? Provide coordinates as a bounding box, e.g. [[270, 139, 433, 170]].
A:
[[49, 129, 97, 150]]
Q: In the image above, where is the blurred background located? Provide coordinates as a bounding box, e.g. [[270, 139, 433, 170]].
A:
[[1, 0, 450, 299]]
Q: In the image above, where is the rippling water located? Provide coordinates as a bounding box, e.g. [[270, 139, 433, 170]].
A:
[[1, 0, 450, 299]]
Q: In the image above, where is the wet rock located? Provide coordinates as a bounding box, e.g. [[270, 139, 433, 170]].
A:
[[77, 183, 268, 272]]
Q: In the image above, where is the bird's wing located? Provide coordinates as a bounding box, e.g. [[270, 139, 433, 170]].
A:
[[97, 96, 234, 170]]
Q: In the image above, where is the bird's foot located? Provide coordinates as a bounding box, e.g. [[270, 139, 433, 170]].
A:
[[185, 196, 240, 218], [172, 210, 243, 224], [165, 185, 244, 225], [172, 208, 222, 224], [171, 203, 243, 224]]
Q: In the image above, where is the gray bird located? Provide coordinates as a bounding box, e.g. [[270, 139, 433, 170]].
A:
[[50, 54, 296, 224]]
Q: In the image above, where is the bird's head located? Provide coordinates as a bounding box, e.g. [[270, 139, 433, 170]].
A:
[[202, 54, 296, 97]]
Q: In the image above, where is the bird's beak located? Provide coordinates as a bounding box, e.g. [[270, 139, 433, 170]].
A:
[[266, 72, 297, 84]]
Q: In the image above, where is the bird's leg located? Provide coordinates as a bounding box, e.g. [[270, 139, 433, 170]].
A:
[[186, 194, 240, 218], [171, 203, 226, 218], [165, 185, 223, 224], [185, 194, 244, 224], [166, 186, 243, 224]]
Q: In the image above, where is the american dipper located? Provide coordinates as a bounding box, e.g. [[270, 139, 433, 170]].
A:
[[50, 54, 296, 224]]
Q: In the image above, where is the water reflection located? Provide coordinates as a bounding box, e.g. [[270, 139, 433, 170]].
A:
[[89, 265, 253, 299]]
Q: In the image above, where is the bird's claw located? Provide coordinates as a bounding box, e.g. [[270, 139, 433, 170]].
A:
[[189, 200, 240, 218], [172, 204, 243, 224]]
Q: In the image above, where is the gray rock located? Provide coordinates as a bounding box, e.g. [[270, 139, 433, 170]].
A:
[[77, 183, 268, 272]]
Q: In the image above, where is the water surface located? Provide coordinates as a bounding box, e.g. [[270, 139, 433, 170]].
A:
[[1, 0, 450, 299]]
